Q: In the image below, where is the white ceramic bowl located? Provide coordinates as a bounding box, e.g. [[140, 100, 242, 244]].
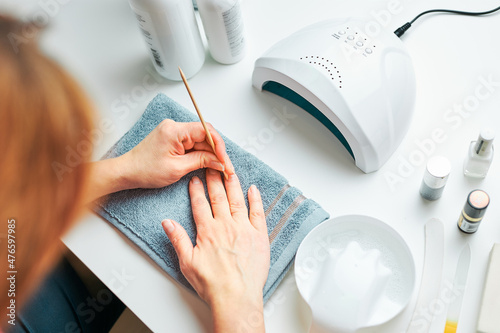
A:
[[295, 215, 416, 333]]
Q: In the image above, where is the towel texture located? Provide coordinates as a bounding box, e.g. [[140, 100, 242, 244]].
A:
[[95, 93, 329, 302]]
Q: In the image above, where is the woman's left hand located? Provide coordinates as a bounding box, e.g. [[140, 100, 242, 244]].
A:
[[162, 169, 270, 332]]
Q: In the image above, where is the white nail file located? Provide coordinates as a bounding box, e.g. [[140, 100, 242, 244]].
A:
[[476, 243, 500, 333], [444, 244, 471, 332], [407, 218, 445, 333]]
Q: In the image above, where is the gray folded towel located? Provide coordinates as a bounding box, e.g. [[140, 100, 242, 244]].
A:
[[95, 93, 329, 302]]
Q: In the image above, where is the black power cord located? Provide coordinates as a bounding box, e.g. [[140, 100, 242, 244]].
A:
[[395, 4, 500, 37]]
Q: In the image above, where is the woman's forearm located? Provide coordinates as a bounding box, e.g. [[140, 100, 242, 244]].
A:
[[84, 156, 133, 203]]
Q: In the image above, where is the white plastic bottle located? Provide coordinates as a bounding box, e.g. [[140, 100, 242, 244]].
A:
[[129, 0, 205, 80], [197, 0, 246, 64]]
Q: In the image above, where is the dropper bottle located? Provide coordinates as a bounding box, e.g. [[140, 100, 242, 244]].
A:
[[463, 129, 495, 178]]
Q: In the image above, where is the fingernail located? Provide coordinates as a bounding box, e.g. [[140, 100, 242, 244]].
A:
[[162, 219, 175, 233], [192, 176, 201, 184], [228, 174, 238, 182], [207, 168, 218, 175], [249, 184, 259, 196], [209, 161, 224, 172]]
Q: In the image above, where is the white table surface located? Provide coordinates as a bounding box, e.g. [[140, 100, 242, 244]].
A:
[[3, 0, 500, 332]]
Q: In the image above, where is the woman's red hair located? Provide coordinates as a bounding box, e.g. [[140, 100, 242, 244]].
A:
[[0, 15, 95, 321]]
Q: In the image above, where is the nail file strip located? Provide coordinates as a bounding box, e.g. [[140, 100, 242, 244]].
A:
[[444, 244, 471, 332], [407, 218, 445, 333], [476, 243, 500, 333]]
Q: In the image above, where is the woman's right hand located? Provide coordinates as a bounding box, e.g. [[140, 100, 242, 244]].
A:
[[162, 169, 270, 332]]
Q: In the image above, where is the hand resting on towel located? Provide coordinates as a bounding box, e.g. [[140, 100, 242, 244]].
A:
[[162, 169, 270, 333], [86, 117, 269, 332], [85, 119, 234, 202]]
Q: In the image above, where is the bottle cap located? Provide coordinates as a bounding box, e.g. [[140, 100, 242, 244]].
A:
[[464, 189, 490, 219], [423, 156, 451, 189], [475, 128, 495, 155]]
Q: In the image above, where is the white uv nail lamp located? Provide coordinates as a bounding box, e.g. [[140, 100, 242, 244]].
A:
[[252, 18, 416, 173]]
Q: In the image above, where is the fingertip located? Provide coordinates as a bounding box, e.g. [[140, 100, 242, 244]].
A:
[[162, 219, 175, 235], [249, 184, 260, 198], [207, 126, 228, 161], [226, 157, 235, 175], [206, 123, 222, 143], [248, 184, 266, 232], [207, 127, 232, 175], [191, 176, 202, 184], [161, 219, 194, 263]]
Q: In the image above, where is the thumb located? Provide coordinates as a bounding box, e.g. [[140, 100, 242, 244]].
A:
[[180, 151, 225, 174], [162, 219, 193, 265]]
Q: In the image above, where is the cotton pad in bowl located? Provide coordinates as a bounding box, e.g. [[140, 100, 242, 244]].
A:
[[294, 215, 415, 333]]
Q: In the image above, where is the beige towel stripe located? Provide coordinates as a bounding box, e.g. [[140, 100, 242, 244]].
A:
[[265, 184, 291, 217], [269, 195, 306, 244]]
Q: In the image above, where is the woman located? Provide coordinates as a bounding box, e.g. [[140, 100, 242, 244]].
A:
[[0, 15, 269, 332]]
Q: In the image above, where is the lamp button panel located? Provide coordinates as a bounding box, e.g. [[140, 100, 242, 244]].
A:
[[332, 26, 376, 58]]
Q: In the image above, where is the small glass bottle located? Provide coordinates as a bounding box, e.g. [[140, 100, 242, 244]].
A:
[[420, 156, 451, 201], [457, 189, 490, 234], [463, 129, 495, 178], [197, 0, 246, 64]]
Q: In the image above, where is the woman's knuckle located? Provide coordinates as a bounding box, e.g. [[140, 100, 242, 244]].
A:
[[210, 193, 226, 205], [230, 200, 245, 211], [158, 119, 174, 134], [250, 210, 265, 220], [199, 155, 209, 169], [191, 196, 206, 208]]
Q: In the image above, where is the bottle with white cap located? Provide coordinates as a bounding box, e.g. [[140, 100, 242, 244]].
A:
[[463, 129, 495, 178], [197, 0, 246, 64], [129, 0, 205, 81], [420, 156, 451, 201]]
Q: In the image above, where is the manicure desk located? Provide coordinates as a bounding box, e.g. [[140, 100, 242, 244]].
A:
[[3, 0, 500, 331]]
